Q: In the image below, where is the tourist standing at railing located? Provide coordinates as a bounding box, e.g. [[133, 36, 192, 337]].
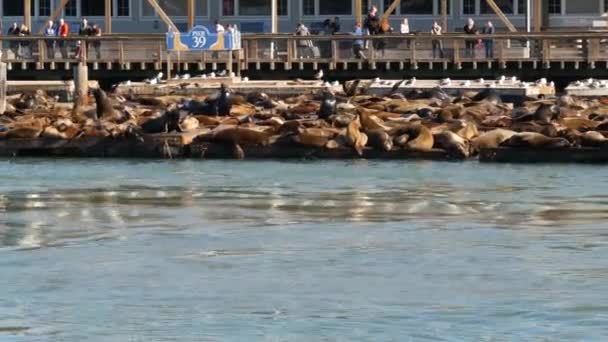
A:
[[431, 21, 444, 59], [43, 20, 56, 59], [8, 23, 20, 59], [77, 18, 92, 59], [91, 24, 102, 60], [324, 17, 340, 35], [482, 21, 495, 58], [58, 19, 70, 59], [365, 6, 384, 54], [295, 23, 313, 59], [18, 25, 31, 59], [464, 18, 477, 58], [401, 18, 411, 48], [352, 23, 366, 60]]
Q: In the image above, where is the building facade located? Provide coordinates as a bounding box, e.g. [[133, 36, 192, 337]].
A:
[[1, 0, 607, 34]]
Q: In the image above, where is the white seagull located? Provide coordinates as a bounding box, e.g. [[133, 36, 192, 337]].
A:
[[314, 69, 324, 80]]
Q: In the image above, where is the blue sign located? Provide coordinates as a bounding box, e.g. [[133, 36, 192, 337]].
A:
[[166, 25, 241, 52]]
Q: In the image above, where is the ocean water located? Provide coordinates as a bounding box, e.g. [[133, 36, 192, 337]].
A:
[[1, 159, 608, 341]]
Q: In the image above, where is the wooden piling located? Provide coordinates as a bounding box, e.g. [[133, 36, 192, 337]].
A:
[[74, 64, 89, 106], [0, 62, 6, 115]]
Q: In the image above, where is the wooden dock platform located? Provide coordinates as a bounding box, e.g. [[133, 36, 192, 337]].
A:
[[350, 78, 555, 98], [479, 147, 608, 163], [7, 81, 99, 94], [114, 79, 343, 97], [564, 79, 608, 97]]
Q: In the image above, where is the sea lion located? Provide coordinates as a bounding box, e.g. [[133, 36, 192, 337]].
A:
[[185, 84, 232, 116], [294, 127, 338, 147], [92, 88, 123, 122], [345, 118, 367, 156], [318, 90, 337, 120], [471, 89, 502, 104], [404, 123, 434, 151], [140, 108, 188, 134], [233, 143, 245, 159], [472, 129, 516, 151], [212, 124, 277, 145], [580, 131, 608, 147], [501, 132, 570, 149], [433, 131, 469, 158], [533, 103, 559, 124], [393, 133, 410, 148], [367, 129, 393, 152], [179, 116, 200, 131]]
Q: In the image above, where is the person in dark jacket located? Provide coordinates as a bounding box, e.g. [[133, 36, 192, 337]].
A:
[[8, 23, 20, 58], [364, 6, 385, 54], [464, 18, 477, 58], [482, 21, 495, 58]]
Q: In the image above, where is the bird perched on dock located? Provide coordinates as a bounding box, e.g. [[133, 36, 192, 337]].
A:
[[408, 77, 417, 86], [317, 89, 337, 120], [314, 69, 324, 80], [440, 78, 451, 86], [217, 70, 228, 77], [181, 73, 191, 80]]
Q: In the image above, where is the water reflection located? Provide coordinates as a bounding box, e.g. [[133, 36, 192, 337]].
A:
[[1, 178, 606, 249]]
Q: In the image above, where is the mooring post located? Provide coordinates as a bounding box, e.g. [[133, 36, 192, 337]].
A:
[[0, 60, 6, 115], [73, 63, 89, 106]]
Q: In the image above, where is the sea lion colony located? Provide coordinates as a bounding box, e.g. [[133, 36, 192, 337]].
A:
[[1, 83, 608, 159]]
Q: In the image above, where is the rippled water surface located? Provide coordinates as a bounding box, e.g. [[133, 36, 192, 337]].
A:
[[1, 159, 608, 341]]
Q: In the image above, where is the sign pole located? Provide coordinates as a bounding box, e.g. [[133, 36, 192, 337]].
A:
[[271, 0, 278, 59]]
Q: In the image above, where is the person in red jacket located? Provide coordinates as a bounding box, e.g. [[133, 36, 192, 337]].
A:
[[58, 18, 70, 59]]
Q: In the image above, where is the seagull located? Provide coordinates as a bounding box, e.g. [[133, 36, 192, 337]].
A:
[[148, 78, 158, 85], [181, 73, 191, 80], [521, 82, 529, 88], [373, 77, 381, 83], [156, 72, 164, 80], [574, 81, 582, 87], [229, 72, 236, 78], [122, 80, 132, 86], [499, 75, 506, 81], [209, 72, 216, 78], [536, 78, 547, 86], [510, 76, 517, 83], [440, 78, 451, 86], [462, 80, 471, 87], [408, 77, 417, 85], [323, 81, 331, 88], [587, 78, 594, 84], [489, 82, 497, 88], [331, 81, 340, 87], [217, 70, 227, 77], [477, 78, 485, 84], [314, 69, 324, 80], [201, 74, 208, 79], [242, 77, 250, 82], [548, 81, 555, 88], [498, 79, 505, 85]]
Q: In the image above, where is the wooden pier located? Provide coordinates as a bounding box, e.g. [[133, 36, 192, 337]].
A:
[[2, 32, 608, 79]]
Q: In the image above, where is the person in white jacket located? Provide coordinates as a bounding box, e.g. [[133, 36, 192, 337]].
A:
[[400, 18, 410, 48]]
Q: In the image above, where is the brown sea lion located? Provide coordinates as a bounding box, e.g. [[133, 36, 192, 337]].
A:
[[472, 129, 517, 151], [393, 133, 410, 148], [580, 131, 608, 147], [345, 118, 367, 156], [433, 131, 470, 158], [233, 143, 245, 159], [212, 124, 276, 145], [501, 132, 570, 149], [404, 123, 434, 151], [449, 120, 479, 140], [559, 117, 599, 131], [367, 129, 393, 152], [294, 127, 338, 147], [358, 108, 391, 132], [179, 116, 200, 131]]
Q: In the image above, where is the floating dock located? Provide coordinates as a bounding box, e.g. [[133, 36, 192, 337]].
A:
[[7, 80, 99, 94], [564, 79, 608, 97], [479, 147, 608, 163], [350, 78, 555, 98], [114, 78, 343, 97]]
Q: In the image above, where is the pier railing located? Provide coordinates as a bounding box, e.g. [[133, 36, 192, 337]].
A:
[[1, 32, 607, 71]]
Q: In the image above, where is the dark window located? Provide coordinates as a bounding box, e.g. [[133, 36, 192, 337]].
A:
[[117, 0, 130, 16], [462, 0, 475, 14], [565, 0, 598, 14], [3, 0, 34, 16], [143, 0, 208, 16], [437, 0, 451, 15], [362, 0, 371, 14], [65, 0, 78, 16], [384, 0, 396, 15], [39, 0, 52, 16], [303, 0, 315, 15], [517, 0, 526, 14], [320, 0, 351, 15], [400, 0, 433, 14], [81, 0, 104, 16], [223, 0, 234, 16], [548, 0, 561, 14], [238, 0, 287, 16], [481, 0, 514, 14]]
